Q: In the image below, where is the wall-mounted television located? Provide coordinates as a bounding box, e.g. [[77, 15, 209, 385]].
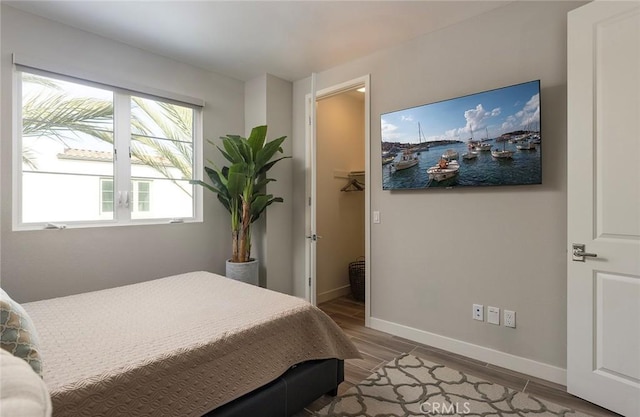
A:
[[381, 80, 541, 190]]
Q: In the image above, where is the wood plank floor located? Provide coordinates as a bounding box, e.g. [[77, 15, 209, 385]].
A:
[[299, 296, 621, 417]]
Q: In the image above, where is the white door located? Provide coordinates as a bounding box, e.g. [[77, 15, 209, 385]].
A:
[[305, 73, 318, 305], [305, 75, 371, 316], [567, 2, 640, 416]]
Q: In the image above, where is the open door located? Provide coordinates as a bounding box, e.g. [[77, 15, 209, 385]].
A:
[[567, 3, 640, 416], [305, 75, 371, 321], [304, 73, 318, 305]]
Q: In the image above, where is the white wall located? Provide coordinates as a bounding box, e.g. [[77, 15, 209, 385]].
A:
[[244, 75, 268, 286], [244, 74, 293, 293], [0, 6, 245, 302], [293, 1, 587, 376], [316, 92, 365, 302], [265, 75, 293, 294]]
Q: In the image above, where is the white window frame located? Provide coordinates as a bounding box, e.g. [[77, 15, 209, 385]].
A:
[[13, 66, 203, 231]]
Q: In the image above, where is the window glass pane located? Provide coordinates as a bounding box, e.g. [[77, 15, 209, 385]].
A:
[[131, 97, 193, 142], [22, 173, 115, 223], [130, 97, 194, 219], [21, 72, 114, 223], [130, 137, 193, 180], [131, 179, 192, 220]]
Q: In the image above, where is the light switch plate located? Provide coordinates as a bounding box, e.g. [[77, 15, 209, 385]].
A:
[[488, 306, 500, 325]]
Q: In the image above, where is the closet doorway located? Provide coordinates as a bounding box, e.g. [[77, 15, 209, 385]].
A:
[[305, 75, 371, 326]]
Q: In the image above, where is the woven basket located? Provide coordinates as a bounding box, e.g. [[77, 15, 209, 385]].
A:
[[348, 257, 365, 302]]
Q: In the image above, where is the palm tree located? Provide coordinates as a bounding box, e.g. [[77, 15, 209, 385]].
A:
[[21, 74, 194, 196], [22, 73, 114, 151], [130, 97, 193, 192]]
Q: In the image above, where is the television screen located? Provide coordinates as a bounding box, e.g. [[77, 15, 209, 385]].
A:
[[381, 80, 541, 190]]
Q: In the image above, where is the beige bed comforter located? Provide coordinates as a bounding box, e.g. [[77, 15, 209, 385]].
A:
[[23, 271, 360, 417]]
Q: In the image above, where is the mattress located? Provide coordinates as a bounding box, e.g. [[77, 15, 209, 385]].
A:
[[23, 271, 360, 417]]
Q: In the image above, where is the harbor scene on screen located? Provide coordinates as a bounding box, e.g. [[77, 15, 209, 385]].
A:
[[381, 80, 541, 190]]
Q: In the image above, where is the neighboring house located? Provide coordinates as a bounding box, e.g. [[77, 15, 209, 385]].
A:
[[22, 144, 191, 223]]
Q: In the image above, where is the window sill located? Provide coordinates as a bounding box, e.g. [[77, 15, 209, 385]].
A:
[[13, 217, 202, 232]]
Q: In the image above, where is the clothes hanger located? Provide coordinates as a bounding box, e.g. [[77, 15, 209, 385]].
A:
[[341, 178, 364, 192]]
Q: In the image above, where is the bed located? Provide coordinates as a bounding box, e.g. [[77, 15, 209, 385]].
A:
[[20, 271, 360, 417]]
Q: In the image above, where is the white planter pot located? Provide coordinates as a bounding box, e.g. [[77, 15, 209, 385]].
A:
[[225, 259, 259, 286]]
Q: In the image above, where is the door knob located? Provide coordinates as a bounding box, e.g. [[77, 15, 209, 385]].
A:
[[572, 243, 598, 262]]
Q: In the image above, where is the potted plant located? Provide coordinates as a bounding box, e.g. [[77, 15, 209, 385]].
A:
[[192, 125, 289, 284]]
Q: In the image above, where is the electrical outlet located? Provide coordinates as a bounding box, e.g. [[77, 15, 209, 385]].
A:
[[472, 304, 484, 321], [487, 306, 500, 325], [504, 310, 516, 328]]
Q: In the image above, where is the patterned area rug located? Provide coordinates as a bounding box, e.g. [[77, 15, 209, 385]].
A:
[[314, 354, 592, 416]]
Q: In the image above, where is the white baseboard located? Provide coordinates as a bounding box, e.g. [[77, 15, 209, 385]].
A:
[[317, 285, 351, 304], [369, 317, 567, 386]]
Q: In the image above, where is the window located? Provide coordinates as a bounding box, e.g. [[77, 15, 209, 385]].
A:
[[100, 179, 114, 214], [134, 181, 151, 213], [100, 179, 151, 215], [16, 69, 202, 228]]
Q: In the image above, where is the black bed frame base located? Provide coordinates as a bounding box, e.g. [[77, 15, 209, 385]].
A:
[[205, 359, 344, 417]]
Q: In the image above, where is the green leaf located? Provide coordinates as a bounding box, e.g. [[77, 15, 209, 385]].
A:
[[227, 164, 247, 196], [229, 135, 253, 164], [217, 146, 235, 164], [254, 136, 286, 173], [205, 166, 227, 189], [257, 155, 291, 176], [254, 177, 275, 191], [247, 125, 267, 158], [250, 195, 283, 223], [221, 137, 244, 164], [250, 194, 271, 219], [216, 194, 232, 213]]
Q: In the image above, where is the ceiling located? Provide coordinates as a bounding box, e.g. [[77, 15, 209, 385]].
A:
[[6, 1, 512, 82]]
